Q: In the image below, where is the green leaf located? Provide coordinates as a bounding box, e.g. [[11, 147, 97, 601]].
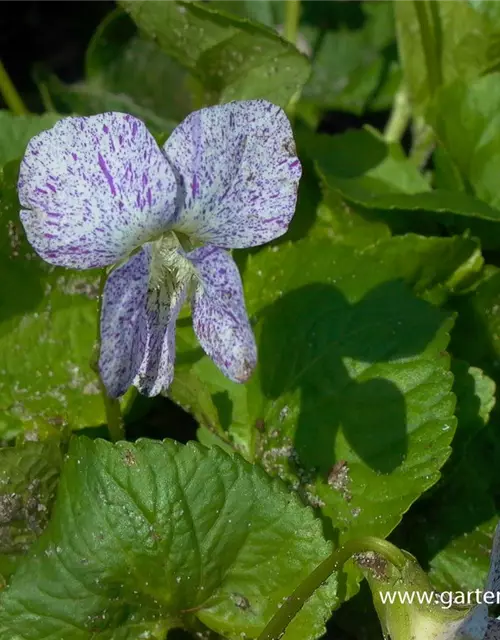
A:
[[0, 112, 60, 166], [208, 0, 277, 26], [309, 127, 500, 249], [429, 74, 500, 210], [172, 234, 480, 550], [0, 440, 62, 582], [35, 9, 187, 137], [394, 0, 500, 114], [394, 418, 500, 593], [468, 0, 500, 22], [307, 128, 431, 199], [119, 0, 310, 108], [301, 1, 401, 114], [432, 143, 466, 192], [392, 352, 497, 594], [220, 0, 400, 122], [0, 161, 106, 439], [0, 437, 337, 640], [448, 359, 496, 468], [450, 266, 500, 381], [314, 189, 391, 249], [429, 518, 499, 592], [86, 9, 192, 128]]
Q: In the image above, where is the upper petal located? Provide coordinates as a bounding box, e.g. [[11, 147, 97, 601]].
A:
[[19, 113, 177, 269], [99, 244, 186, 398], [164, 100, 301, 248], [188, 245, 256, 382]]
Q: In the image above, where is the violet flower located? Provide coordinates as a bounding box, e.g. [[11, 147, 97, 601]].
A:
[[18, 101, 301, 397]]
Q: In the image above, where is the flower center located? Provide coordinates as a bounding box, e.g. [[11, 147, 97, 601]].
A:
[[149, 231, 198, 301]]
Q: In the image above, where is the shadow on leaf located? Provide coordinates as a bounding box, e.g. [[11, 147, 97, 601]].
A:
[[257, 280, 446, 475]]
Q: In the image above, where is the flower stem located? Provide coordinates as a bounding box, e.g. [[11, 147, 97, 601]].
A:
[[410, 115, 435, 168], [384, 85, 411, 144], [283, 0, 302, 119], [98, 377, 125, 443], [0, 60, 28, 115], [92, 271, 125, 443], [284, 0, 300, 46], [414, 0, 442, 97], [256, 537, 407, 640]]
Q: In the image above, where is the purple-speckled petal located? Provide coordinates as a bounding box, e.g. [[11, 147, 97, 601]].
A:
[[133, 275, 187, 398], [486, 523, 500, 593], [164, 100, 301, 249], [19, 113, 177, 269], [485, 619, 500, 640], [188, 245, 256, 382], [451, 606, 488, 640], [99, 245, 186, 398]]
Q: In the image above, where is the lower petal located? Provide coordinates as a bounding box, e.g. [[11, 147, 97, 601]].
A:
[[486, 620, 500, 640], [188, 245, 256, 383], [99, 246, 185, 397], [453, 606, 488, 640], [133, 274, 187, 398]]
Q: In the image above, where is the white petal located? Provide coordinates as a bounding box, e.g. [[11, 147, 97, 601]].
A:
[[164, 100, 301, 248], [19, 113, 177, 269], [99, 245, 186, 397], [189, 245, 256, 382]]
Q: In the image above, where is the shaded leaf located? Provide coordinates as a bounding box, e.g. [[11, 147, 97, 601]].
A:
[[449, 359, 495, 466], [450, 266, 500, 381], [35, 10, 185, 140], [172, 235, 478, 555], [302, 1, 400, 114]]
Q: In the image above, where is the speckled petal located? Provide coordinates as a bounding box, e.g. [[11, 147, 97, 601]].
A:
[[99, 245, 186, 398], [189, 245, 256, 382], [485, 619, 500, 640], [452, 606, 488, 640], [132, 274, 187, 398], [164, 100, 301, 248], [19, 113, 177, 269], [486, 523, 500, 592]]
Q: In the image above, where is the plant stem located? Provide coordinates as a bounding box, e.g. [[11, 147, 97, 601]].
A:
[[92, 271, 125, 443], [283, 0, 302, 118], [284, 0, 300, 47], [410, 115, 435, 168], [98, 376, 125, 443], [414, 0, 442, 96], [384, 85, 411, 144], [257, 537, 407, 640], [0, 60, 28, 115]]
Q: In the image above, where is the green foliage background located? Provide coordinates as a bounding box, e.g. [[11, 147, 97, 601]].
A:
[[1, 1, 500, 639]]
